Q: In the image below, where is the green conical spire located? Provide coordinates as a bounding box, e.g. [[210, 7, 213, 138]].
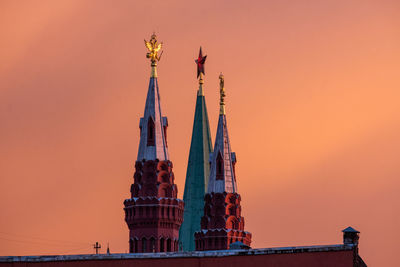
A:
[[179, 78, 212, 251]]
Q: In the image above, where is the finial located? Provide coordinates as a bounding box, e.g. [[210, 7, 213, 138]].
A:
[[144, 33, 163, 77], [195, 47, 207, 95], [219, 73, 225, 115]]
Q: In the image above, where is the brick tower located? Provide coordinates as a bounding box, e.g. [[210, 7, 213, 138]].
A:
[[180, 48, 213, 251], [123, 33, 184, 253], [195, 74, 252, 251]]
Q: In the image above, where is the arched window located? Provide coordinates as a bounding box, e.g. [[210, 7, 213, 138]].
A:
[[216, 152, 224, 180], [142, 237, 147, 253], [147, 117, 155, 146], [160, 238, 165, 252], [134, 239, 138, 253], [129, 238, 134, 253], [167, 239, 172, 252], [150, 237, 156, 252]]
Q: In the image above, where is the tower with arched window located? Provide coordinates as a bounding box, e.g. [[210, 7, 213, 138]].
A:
[[195, 74, 252, 250], [123, 33, 184, 253], [180, 48, 213, 251]]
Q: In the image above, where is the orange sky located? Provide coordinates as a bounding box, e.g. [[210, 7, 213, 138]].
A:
[[0, 1, 399, 265]]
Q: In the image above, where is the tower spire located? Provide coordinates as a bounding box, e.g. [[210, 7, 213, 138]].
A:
[[208, 74, 236, 193], [195, 75, 251, 251], [138, 33, 168, 161], [180, 47, 213, 251], [125, 34, 184, 253]]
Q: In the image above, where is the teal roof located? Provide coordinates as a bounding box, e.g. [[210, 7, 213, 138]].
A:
[[180, 90, 212, 251], [342, 227, 360, 233]]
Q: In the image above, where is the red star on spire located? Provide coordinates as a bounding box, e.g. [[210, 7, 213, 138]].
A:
[[195, 47, 207, 78]]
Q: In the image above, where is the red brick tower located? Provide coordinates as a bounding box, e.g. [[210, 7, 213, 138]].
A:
[[123, 33, 184, 253], [195, 74, 252, 251]]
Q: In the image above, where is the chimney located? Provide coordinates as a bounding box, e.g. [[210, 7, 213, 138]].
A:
[[342, 226, 360, 245]]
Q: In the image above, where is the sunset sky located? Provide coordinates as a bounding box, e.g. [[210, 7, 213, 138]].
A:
[[1, 1, 399, 265]]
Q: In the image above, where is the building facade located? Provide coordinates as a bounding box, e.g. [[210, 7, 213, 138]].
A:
[[0, 230, 366, 266]]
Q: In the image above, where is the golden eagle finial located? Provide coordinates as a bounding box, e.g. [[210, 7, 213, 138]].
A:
[[219, 73, 226, 115], [144, 33, 163, 65]]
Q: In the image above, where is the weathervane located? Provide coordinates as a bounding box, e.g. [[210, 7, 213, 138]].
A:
[[145, 33, 163, 77], [219, 73, 225, 115]]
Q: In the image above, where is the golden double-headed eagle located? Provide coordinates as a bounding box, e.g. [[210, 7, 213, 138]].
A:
[[219, 73, 225, 105], [144, 33, 163, 64]]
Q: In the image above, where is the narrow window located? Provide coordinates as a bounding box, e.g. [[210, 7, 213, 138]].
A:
[[142, 237, 147, 253], [150, 237, 156, 252], [163, 126, 168, 147], [167, 239, 172, 252], [134, 239, 138, 253], [216, 152, 224, 180], [147, 117, 155, 146], [129, 239, 134, 253], [160, 238, 165, 252]]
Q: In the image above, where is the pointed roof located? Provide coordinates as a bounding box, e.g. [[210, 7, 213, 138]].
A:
[[137, 33, 168, 161], [208, 114, 237, 193], [136, 76, 169, 161], [180, 49, 213, 251], [180, 89, 213, 251], [207, 75, 237, 193]]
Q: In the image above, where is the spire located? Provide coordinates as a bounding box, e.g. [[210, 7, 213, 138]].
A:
[[195, 74, 251, 251], [180, 48, 213, 251], [208, 74, 237, 193], [125, 33, 184, 254], [137, 33, 169, 161]]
